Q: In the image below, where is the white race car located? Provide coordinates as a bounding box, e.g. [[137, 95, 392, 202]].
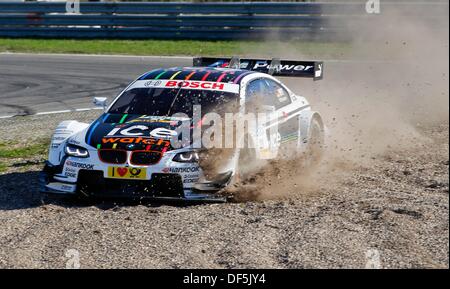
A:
[[40, 57, 325, 202]]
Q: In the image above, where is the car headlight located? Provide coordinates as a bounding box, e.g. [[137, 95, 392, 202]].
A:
[[172, 151, 199, 163], [65, 144, 89, 158]]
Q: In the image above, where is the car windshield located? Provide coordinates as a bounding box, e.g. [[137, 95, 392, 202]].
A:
[[108, 87, 239, 117]]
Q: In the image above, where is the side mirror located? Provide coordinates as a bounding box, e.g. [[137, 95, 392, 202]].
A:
[[93, 97, 108, 111]]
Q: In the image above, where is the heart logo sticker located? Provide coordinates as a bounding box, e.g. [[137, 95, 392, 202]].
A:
[[117, 167, 128, 177]]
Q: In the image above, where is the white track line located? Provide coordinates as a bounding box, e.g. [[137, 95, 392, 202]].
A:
[[1, 107, 103, 119], [0, 52, 192, 60]]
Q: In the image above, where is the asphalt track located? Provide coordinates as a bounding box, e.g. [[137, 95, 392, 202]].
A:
[[0, 52, 363, 118], [0, 53, 192, 117]]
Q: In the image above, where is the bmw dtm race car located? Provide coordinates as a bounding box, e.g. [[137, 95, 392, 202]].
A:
[[40, 57, 325, 202]]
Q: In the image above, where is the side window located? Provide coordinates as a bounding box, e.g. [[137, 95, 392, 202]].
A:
[[246, 79, 264, 101], [245, 79, 265, 113], [262, 79, 291, 109]]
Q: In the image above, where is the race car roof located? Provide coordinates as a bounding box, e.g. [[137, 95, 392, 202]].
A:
[[139, 67, 255, 84]]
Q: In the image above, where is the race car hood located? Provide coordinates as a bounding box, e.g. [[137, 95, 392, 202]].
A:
[[84, 114, 190, 151]]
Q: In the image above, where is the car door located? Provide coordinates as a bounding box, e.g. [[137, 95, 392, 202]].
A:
[[259, 78, 304, 153], [244, 78, 281, 159]]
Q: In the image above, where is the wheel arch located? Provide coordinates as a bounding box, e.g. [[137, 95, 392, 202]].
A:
[[48, 120, 89, 165], [299, 110, 324, 146]]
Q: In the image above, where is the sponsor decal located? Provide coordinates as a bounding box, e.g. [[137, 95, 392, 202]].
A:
[[150, 127, 178, 139], [66, 160, 94, 170], [102, 136, 170, 147], [107, 166, 147, 180], [106, 126, 178, 140], [47, 182, 76, 193], [65, 172, 77, 178], [182, 173, 200, 184], [183, 178, 199, 184], [61, 185, 74, 191], [54, 129, 73, 134], [315, 63, 323, 78], [129, 80, 239, 94], [128, 116, 181, 125], [162, 167, 200, 174], [68, 139, 81, 145], [64, 167, 77, 178], [114, 167, 141, 177], [144, 80, 162, 87], [183, 173, 200, 179], [252, 61, 314, 72], [52, 136, 67, 141], [165, 80, 224, 90]]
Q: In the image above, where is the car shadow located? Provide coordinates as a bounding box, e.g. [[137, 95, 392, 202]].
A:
[[0, 171, 209, 211], [0, 171, 42, 210]]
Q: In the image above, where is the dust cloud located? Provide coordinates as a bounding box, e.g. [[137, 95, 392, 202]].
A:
[[229, 2, 449, 201]]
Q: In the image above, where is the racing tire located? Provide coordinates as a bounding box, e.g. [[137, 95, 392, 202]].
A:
[[303, 116, 325, 168]]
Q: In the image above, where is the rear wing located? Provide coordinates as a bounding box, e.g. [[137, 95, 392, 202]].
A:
[[193, 57, 323, 80]]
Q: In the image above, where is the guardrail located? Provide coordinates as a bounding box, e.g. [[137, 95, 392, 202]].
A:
[[0, 1, 446, 40]]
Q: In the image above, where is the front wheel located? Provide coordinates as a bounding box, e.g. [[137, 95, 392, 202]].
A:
[[235, 147, 256, 182]]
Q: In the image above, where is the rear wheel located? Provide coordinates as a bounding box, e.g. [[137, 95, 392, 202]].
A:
[[304, 117, 325, 167]]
